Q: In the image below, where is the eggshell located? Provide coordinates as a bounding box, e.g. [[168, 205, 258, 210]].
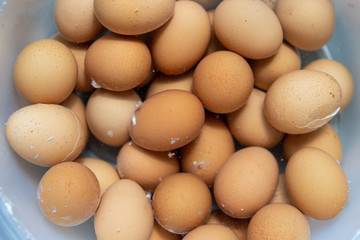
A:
[[151, 1, 211, 75], [269, 173, 292, 205], [247, 204, 310, 240], [85, 33, 151, 91], [227, 88, 284, 148], [94, 179, 154, 240], [304, 58, 354, 111], [150, 220, 182, 240], [205, 10, 225, 56], [86, 89, 141, 147], [117, 141, 179, 192], [214, 147, 279, 218], [14, 39, 77, 104], [94, 0, 175, 35], [206, 210, 249, 240], [285, 147, 349, 220], [180, 113, 235, 187], [250, 42, 301, 91], [282, 123, 342, 162], [75, 157, 120, 196], [183, 224, 239, 240], [129, 90, 205, 151], [37, 162, 100, 226], [264, 69, 342, 134], [54, 0, 104, 43], [193, 50, 254, 114], [5, 104, 87, 167], [152, 173, 212, 234], [214, 0, 283, 59], [275, 0, 335, 51]]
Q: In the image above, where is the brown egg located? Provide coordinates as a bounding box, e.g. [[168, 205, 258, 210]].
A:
[[189, 0, 222, 10], [264, 70, 342, 134], [75, 157, 120, 196], [146, 69, 194, 99], [183, 224, 239, 240], [94, 0, 175, 35], [180, 113, 235, 187], [151, 1, 211, 75], [86, 89, 141, 147], [129, 90, 205, 151], [205, 10, 225, 56], [247, 204, 310, 240], [85, 33, 151, 91], [285, 147, 349, 220], [206, 210, 249, 240], [94, 179, 154, 239], [138, 62, 158, 88], [54, 0, 104, 43], [5, 104, 87, 167], [275, 0, 335, 51], [150, 220, 182, 240], [37, 162, 100, 226], [282, 123, 342, 162], [214, 147, 279, 218], [304, 58, 354, 111], [214, 0, 283, 59], [153, 173, 212, 234], [14, 39, 77, 104], [117, 141, 180, 192], [193, 51, 254, 114], [269, 173, 292, 205], [227, 88, 284, 149], [250, 42, 301, 91]]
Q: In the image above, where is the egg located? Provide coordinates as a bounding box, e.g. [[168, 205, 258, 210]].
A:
[[14, 39, 77, 104], [86, 89, 141, 147], [227, 88, 284, 148], [151, 0, 211, 75], [183, 224, 239, 240], [129, 90, 205, 151], [285, 147, 349, 220], [214, 0, 283, 59], [264, 70, 342, 134], [247, 203, 310, 240], [269, 173, 292, 205], [150, 220, 182, 240], [152, 173, 212, 234], [85, 33, 151, 91], [214, 147, 279, 218], [180, 113, 235, 187], [275, 0, 336, 51], [5, 104, 87, 167], [117, 141, 179, 192], [37, 162, 100, 226], [193, 50, 254, 114], [94, 179, 154, 240]]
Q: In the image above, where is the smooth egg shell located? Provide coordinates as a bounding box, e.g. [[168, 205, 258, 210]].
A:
[[183, 224, 239, 240]]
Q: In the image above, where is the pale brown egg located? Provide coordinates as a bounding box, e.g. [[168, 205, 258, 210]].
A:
[[214, 0, 283, 59], [183, 224, 239, 240], [150, 220, 182, 240], [152, 173, 212, 234], [14, 39, 77, 104], [264, 70, 342, 134], [129, 90, 205, 151], [117, 141, 180, 192], [86, 89, 141, 147], [5, 104, 87, 167], [94, 179, 154, 239], [85, 33, 151, 91], [37, 162, 100, 226], [250, 42, 301, 91], [75, 157, 120, 196], [214, 147, 279, 218], [193, 50, 254, 114], [151, 1, 211, 75], [94, 0, 175, 35], [304, 58, 354, 111], [269, 173, 292, 205], [54, 0, 104, 43], [227, 88, 284, 149], [247, 204, 310, 240], [282, 123, 342, 162], [285, 147, 349, 220], [205, 10, 225, 56], [180, 113, 235, 187], [275, 0, 335, 51]]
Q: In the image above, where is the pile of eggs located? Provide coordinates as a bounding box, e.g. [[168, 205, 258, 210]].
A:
[[4, 0, 354, 239]]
